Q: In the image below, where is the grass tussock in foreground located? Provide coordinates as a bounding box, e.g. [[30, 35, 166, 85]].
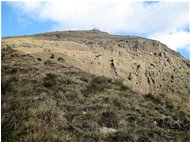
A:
[[1, 46, 190, 142]]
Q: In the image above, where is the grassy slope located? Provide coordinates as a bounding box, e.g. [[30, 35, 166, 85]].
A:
[[1, 46, 190, 142]]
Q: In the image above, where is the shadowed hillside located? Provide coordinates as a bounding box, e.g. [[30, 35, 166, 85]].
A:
[[2, 30, 190, 141]]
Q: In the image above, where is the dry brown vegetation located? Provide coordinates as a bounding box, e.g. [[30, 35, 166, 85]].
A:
[[2, 30, 190, 96], [2, 44, 190, 142]]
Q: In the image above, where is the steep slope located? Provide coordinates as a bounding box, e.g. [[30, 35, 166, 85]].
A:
[[2, 30, 190, 141], [2, 43, 190, 142], [3, 29, 190, 94]]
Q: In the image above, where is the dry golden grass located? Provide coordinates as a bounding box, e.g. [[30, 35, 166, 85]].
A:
[[4, 35, 190, 96], [2, 45, 190, 142]]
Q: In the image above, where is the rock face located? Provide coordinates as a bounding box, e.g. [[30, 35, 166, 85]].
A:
[[2, 30, 190, 95]]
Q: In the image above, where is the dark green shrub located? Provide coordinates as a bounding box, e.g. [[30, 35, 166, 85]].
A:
[[2, 116, 20, 142], [111, 79, 131, 91], [111, 79, 124, 86], [44, 73, 57, 88], [86, 82, 104, 94], [120, 84, 131, 91], [93, 76, 111, 84], [98, 111, 119, 128], [144, 93, 162, 104], [84, 76, 111, 95], [2, 80, 17, 94], [61, 78, 75, 85]]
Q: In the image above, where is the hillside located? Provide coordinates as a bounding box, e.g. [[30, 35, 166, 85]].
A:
[[2, 30, 190, 141], [3, 29, 190, 94]]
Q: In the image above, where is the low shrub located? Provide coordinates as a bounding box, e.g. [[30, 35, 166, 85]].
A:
[[84, 76, 111, 95], [2, 116, 20, 142], [2, 79, 17, 94], [111, 79, 131, 91], [144, 93, 162, 104], [43, 73, 57, 88], [98, 111, 119, 128]]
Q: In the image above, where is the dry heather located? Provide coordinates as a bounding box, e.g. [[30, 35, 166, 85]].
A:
[[1, 30, 190, 142]]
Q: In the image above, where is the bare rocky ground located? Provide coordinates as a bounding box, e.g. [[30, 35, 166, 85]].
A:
[[2, 29, 190, 141]]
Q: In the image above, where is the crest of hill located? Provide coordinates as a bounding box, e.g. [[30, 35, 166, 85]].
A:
[[32, 29, 182, 58]]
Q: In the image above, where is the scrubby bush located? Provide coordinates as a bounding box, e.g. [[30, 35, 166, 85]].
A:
[[111, 79, 131, 91], [98, 110, 119, 128], [2, 116, 20, 142], [84, 76, 111, 95], [43, 73, 57, 88], [2, 79, 17, 94], [92, 76, 112, 84], [61, 78, 75, 85], [144, 93, 162, 104]]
